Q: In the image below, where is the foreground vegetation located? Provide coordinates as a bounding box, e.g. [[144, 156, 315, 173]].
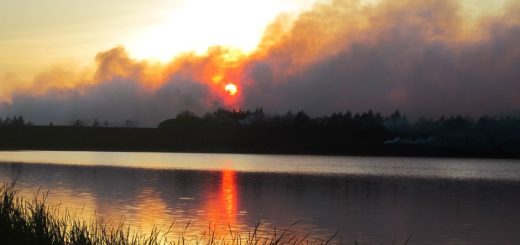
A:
[[0, 183, 357, 245], [1, 108, 518, 157]]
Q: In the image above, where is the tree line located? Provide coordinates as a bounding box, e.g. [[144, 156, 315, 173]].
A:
[[157, 108, 520, 156], [0, 116, 32, 127], [0, 108, 518, 157], [159, 108, 520, 140]]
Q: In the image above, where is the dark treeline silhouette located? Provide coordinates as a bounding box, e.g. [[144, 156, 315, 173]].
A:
[[0, 116, 32, 127], [157, 108, 389, 154], [0, 108, 519, 158]]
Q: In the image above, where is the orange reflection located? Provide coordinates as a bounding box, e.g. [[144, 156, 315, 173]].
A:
[[221, 168, 238, 218], [203, 166, 239, 236], [92, 186, 172, 236], [131, 187, 172, 231]]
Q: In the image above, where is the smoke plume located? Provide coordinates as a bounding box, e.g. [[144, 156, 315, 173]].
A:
[[1, 0, 520, 126]]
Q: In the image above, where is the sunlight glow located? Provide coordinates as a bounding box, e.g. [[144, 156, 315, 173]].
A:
[[127, 0, 311, 61]]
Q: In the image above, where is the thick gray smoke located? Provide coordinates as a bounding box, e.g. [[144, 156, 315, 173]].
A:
[[1, 0, 520, 126], [241, 0, 520, 117]]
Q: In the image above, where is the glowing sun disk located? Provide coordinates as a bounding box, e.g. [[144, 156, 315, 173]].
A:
[[225, 83, 238, 96]]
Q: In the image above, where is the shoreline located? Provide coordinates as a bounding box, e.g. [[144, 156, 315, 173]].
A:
[[0, 146, 518, 160], [0, 125, 518, 159]]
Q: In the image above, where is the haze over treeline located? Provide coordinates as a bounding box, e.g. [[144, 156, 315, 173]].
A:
[[1, 0, 520, 126]]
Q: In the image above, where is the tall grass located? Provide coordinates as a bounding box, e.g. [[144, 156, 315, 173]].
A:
[[0, 183, 409, 245]]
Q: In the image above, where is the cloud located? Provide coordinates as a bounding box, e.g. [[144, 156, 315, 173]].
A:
[[242, 0, 520, 117], [1, 47, 219, 126], [1, 0, 520, 126]]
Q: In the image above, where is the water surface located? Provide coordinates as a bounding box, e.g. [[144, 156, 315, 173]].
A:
[[0, 151, 519, 244], [1, 150, 520, 180]]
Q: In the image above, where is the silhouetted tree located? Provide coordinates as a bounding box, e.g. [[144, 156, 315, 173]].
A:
[[385, 110, 410, 135], [3, 117, 11, 126], [92, 119, 100, 127], [72, 120, 84, 127]]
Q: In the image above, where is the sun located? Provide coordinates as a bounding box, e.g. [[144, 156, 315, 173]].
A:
[[224, 83, 238, 96]]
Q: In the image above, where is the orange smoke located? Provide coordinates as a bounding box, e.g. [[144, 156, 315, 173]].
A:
[[12, 0, 503, 102], [2, 0, 520, 125], [151, 47, 248, 107], [88, 46, 249, 107]]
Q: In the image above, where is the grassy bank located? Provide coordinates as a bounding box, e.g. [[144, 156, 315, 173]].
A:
[[0, 183, 413, 245], [0, 183, 350, 245]]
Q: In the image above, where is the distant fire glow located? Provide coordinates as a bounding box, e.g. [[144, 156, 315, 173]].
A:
[[225, 83, 238, 96]]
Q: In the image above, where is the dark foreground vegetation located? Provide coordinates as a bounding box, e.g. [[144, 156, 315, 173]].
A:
[[0, 183, 413, 245], [0, 109, 519, 158]]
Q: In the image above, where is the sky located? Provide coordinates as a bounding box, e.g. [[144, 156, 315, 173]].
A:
[[0, 0, 519, 126]]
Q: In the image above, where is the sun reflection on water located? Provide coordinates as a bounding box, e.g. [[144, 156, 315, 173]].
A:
[[202, 163, 240, 236]]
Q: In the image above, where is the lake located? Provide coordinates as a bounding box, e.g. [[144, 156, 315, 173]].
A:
[[0, 151, 519, 244]]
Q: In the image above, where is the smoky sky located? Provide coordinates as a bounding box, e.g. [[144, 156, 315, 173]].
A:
[[1, 0, 520, 126]]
